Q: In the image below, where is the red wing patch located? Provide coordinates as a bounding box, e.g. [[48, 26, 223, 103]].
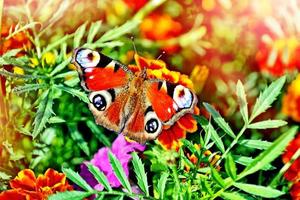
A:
[[146, 82, 177, 122], [83, 67, 128, 91]]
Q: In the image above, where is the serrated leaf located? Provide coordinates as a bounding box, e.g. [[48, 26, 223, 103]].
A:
[[12, 83, 48, 94], [0, 69, 46, 80], [48, 116, 66, 124], [157, 173, 169, 199], [203, 103, 236, 138], [87, 163, 112, 191], [108, 151, 132, 193], [233, 182, 284, 198], [250, 76, 286, 121], [236, 80, 248, 124], [238, 126, 297, 179], [248, 120, 287, 129], [50, 57, 72, 76], [239, 139, 272, 150], [32, 90, 54, 138], [221, 192, 247, 200], [233, 155, 275, 171], [210, 167, 225, 188], [225, 154, 237, 179], [48, 191, 93, 200], [68, 124, 90, 156], [132, 152, 149, 196], [62, 168, 93, 192], [86, 121, 111, 146], [196, 116, 225, 153], [87, 21, 102, 43], [73, 23, 87, 48], [54, 84, 89, 103]]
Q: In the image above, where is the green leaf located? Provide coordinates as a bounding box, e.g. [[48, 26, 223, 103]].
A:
[[86, 121, 111, 146], [210, 167, 225, 188], [108, 151, 132, 193], [238, 139, 272, 150], [87, 21, 102, 43], [0, 69, 46, 80], [221, 192, 247, 200], [32, 89, 54, 138], [44, 34, 73, 53], [238, 126, 297, 179], [196, 116, 225, 153], [203, 103, 236, 138], [225, 154, 237, 179], [250, 76, 286, 121], [236, 80, 248, 124], [12, 83, 48, 94], [248, 120, 287, 129], [181, 139, 201, 158], [157, 172, 169, 199], [48, 116, 66, 124], [86, 163, 112, 191], [73, 23, 87, 48], [233, 182, 284, 198], [62, 168, 93, 192], [68, 124, 90, 156], [98, 20, 140, 43], [53, 84, 89, 103], [48, 191, 93, 200], [233, 155, 275, 171], [0, 171, 11, 180], [50, 57, 72, 76], [132, 152, 149, 196]]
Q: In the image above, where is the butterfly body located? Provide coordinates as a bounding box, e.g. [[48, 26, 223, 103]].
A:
[[72, 48, 197, 143]]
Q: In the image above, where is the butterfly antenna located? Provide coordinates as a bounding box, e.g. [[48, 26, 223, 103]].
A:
[[156, 51, 165, 60]]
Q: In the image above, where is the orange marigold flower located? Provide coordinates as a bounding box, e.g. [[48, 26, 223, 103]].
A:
[[129, 54, 199, 150], [123, 0, 148, 11], [0, 23, 32, 55], [256, 36, 300, 76], [282, 75, 300, 122], [291, 181, 300, 200], [140, 13, 183, 53], [184, 144, 220, 172], [0, 169, 73, 200], [282, 134, 300, 182]]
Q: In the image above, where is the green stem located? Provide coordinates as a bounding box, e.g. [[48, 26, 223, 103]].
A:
[[25, 2, 41, 58], [269, 148, 300, 187], [217, 124, 248, 164]]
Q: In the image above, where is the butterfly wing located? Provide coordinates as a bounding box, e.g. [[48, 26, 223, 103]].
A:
[[146, 80, 198, 125], [122, 80, 197, 143], [72, 48, 133, 132]]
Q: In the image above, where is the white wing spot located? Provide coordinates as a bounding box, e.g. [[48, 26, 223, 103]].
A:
[[89, 75, 94, 79]]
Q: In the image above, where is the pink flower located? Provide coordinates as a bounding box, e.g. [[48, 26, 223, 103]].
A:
[[80, 135, 145, 190]]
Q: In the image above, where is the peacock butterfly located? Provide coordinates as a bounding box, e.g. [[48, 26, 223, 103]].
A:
[[72, 48, 198, 143]]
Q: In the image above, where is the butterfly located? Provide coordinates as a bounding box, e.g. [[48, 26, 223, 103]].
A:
[[72, 48, 198, 143]]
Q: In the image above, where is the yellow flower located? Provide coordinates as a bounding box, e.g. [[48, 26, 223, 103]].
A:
[[282, 74, 300, 122], [13, 67, 24, 75], [42, 52, 56, 66], [29, 58, 39, 68], [190, 65, 209, 95]]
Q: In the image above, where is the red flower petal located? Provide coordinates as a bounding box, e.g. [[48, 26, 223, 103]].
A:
[[10, 169, 36, 191], [177, 114, 197, 133], [158, 123, 186, 150]]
